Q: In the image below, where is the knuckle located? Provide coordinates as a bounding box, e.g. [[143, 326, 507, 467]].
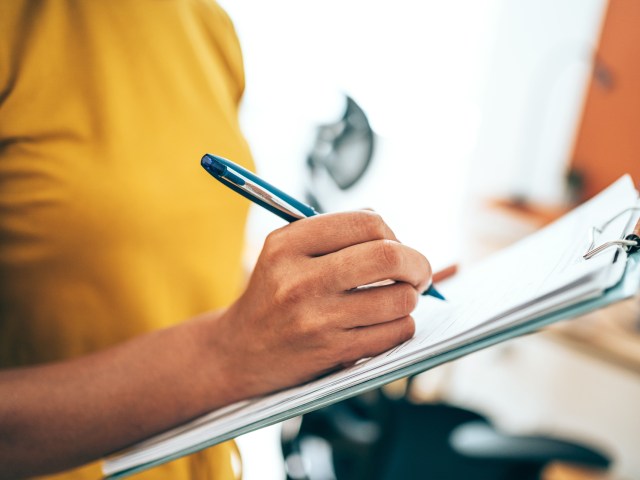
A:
[[293, 317, 317, 340], [272, 280, 302, 307], [341, 210, 389, 240], [400, 316, 416, 340], [340, 339, 365, 364], [360, 211, 389, 239], [271, 284, 289, 308], [396, 284, 419, 315], [330, 330, 357, 360], [376, 240, 403, 271], [262, 228, 288, 260], [423, 255, 433, 281]]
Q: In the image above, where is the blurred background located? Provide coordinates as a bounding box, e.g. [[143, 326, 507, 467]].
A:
[[216, 1, 640, 479]]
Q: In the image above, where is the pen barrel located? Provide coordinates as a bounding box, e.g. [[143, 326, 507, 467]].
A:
[[202, 154, 318, 223]]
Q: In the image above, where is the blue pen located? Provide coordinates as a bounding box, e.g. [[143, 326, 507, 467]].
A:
[[201, 153, 445, 300]]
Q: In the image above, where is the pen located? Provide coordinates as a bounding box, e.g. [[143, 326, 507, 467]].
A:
[[201, 153, 445, 300]]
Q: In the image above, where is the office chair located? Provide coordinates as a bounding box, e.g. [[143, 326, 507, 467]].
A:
[[281, 392, 611, 480]]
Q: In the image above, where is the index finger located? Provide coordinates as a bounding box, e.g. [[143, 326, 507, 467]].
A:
[[277, 211, 399, 257]]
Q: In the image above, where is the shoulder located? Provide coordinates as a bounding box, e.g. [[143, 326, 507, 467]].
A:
[[190, 0, 247, 102]]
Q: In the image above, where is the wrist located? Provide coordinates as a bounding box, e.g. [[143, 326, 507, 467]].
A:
[[187, 309, 247, 410]]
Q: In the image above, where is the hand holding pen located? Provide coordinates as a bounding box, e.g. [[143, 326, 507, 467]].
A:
[[198, 154, 445, 399], [201, 154, 445, 299]]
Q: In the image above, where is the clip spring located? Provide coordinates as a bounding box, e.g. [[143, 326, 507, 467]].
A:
[[584, 207, 640, 260]]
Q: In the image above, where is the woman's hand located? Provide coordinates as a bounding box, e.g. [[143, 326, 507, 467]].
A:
[[0, 211, 433, 477], [208, 211, 431, 400]]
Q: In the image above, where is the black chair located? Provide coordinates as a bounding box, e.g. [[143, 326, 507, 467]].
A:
[[281, 392, 611, 480]]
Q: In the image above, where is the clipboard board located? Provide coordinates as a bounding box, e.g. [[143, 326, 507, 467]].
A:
[[103, 178, 640, 479], [104, 254, 640, 479]]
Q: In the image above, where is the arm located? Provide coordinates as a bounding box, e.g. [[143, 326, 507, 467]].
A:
[[0, 211, 430, 478], [0, 312, 231, 478]]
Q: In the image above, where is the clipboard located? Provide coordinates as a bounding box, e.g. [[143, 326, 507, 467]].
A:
[[103, 178, 640, 479], [104, 255, 640, 478]]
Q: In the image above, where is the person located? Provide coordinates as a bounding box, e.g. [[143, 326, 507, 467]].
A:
[[0, 1, 432, 479]]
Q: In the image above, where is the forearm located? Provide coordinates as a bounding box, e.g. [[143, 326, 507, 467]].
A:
[[0, 311, 234, 479], [0, 211, 434, 479]]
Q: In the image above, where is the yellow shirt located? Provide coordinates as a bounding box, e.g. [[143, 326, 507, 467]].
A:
[[0, 1, 253, 478]]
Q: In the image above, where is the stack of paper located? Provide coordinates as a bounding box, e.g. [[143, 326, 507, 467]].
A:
[[103, 176, 640, 478]]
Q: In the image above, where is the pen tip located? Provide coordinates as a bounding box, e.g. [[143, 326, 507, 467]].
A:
[[422, 285, 446, 301]]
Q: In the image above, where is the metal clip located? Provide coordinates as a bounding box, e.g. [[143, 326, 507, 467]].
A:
[[583, 207, 640, 259]]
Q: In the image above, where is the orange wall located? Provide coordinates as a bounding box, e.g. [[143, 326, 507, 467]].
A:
[[570, 0, 640, 200]]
